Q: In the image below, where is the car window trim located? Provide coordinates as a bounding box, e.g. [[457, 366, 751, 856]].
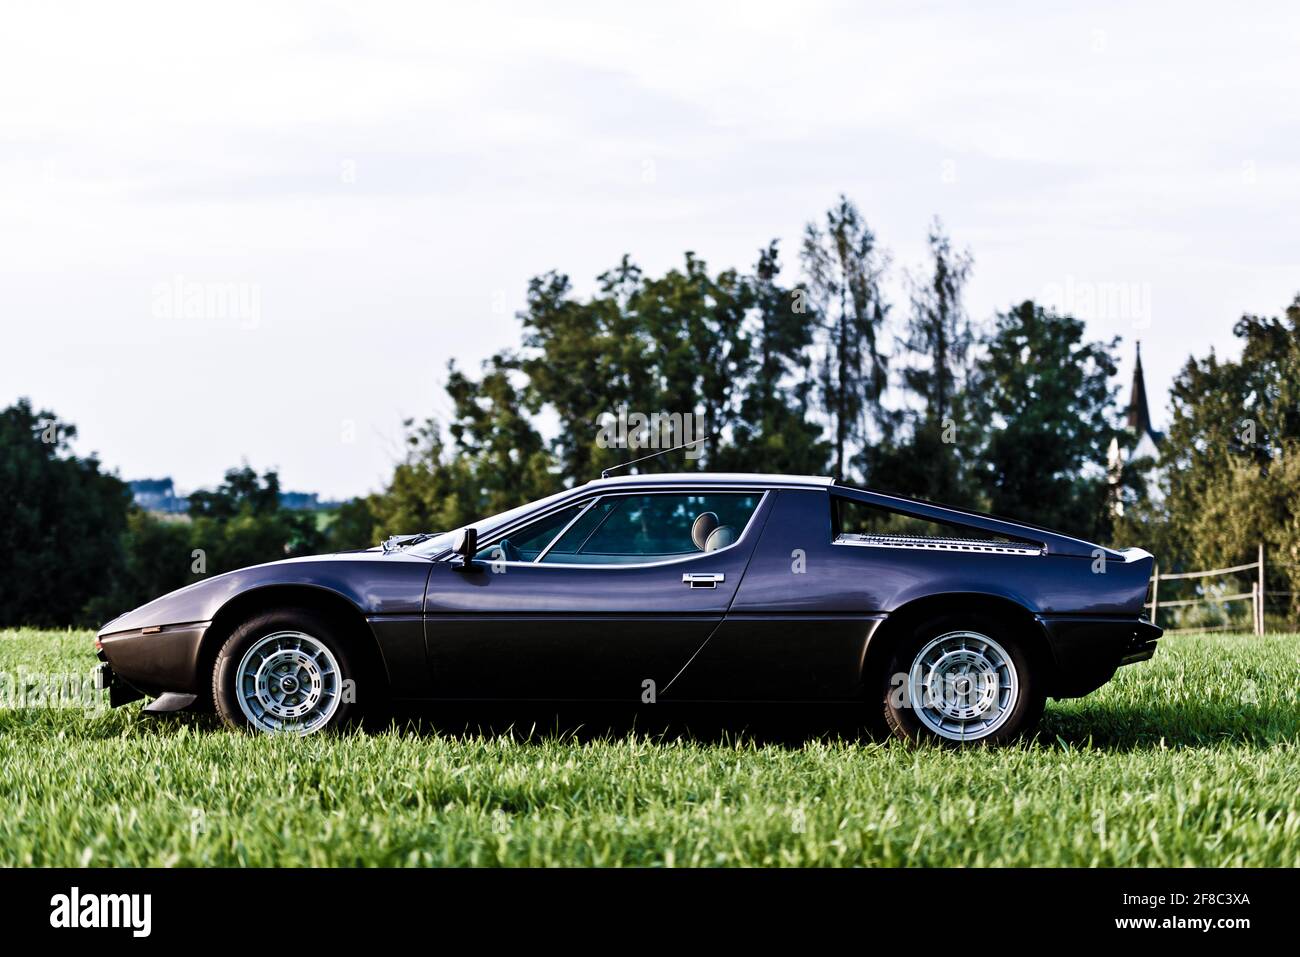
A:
[[460, 488, 770, 570], [532, 498, 597, 564], [564, 496, 621, 556]]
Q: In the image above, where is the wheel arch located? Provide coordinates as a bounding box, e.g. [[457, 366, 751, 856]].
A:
[[199, 584, 391, 706], [863, 592, 1059, 694]]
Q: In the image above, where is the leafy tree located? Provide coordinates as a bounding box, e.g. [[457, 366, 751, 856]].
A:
[[186, 464, 282, 519], [627, 253, 752, 468], [801, 196, 890, 481], [94, 467, 327, 618], [446, 353, 557, 514], [0, 399, 130, 627], [1126, 296, 1300, 620], [966, 301, 1126, 539], [184, 465, 322, 565], [325, 496, 380, 551], [363, 418, 481, 536], [516, 265, 653, 483]]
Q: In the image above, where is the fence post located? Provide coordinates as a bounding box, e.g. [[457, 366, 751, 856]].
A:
[[1151, 563, 1159, 628], [1257, 543, 1265, 636]]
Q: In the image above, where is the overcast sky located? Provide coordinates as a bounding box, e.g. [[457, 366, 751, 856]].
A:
[[3, 1, 1297, 499]]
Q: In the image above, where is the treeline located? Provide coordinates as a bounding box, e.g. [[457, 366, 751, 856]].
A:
[[0, 409, 325, 628], [339, 198, 1141, 550], [1114, 299, 1300, 621], [3, 196, 1298, 628]]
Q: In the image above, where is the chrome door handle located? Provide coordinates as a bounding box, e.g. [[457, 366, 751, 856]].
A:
[[682, 573, 725, 588]]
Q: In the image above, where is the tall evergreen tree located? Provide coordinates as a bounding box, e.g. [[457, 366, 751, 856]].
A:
[[723, 242, 829, 474], [902, 219, 974, 426], [868, 220, 977, 504], [801, 196, 890, 481]]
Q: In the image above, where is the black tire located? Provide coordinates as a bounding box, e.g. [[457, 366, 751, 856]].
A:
[[213, 607, 358, 735], [882, 613, 1044, 747]]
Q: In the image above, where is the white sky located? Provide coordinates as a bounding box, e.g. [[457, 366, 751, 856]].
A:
[[3, 1, 1297, 499]]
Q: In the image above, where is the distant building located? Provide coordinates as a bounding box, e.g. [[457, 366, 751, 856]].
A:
[[1108, 342, 1164, 514], [280, 491, 323, 511], [129, 477, 337, 513], [128, 478, 189, 513]]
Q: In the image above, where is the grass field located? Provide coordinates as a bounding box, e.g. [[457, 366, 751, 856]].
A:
[[1, 628, 1297, 866]]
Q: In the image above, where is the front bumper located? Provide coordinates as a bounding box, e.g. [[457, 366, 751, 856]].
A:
[[96, 620, 211, 701], [92, 661, 145, 707]]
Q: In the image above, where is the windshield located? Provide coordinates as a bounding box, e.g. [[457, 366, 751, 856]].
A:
[[406, 486, 580, 557]]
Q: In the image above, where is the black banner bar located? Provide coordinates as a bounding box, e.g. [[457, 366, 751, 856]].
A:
[[0, 867, 1279, 943]]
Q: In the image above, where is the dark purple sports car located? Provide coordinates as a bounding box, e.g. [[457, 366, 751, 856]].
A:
[[94, 473, 1161, 744]]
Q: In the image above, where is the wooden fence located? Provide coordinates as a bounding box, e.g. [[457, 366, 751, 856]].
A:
[[1146, 544, 1266, 635]]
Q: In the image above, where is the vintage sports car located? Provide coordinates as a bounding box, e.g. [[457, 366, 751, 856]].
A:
[[94, 473, 1161, 744]]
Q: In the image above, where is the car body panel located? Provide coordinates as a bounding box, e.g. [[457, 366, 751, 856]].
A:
[[96, 553, 434, 698], [95, 472, 1160, 710], [421, 490, 773, 700]]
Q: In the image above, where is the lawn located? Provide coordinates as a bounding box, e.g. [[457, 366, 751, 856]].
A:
[[0, 628, 1296, 866]]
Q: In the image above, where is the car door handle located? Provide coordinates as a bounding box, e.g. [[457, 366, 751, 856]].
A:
[[682, 573, 725, 588]]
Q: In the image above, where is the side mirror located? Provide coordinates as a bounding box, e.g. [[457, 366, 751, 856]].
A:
[[451, 527, 478, 570]]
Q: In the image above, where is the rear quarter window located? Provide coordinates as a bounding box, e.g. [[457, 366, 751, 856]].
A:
[[831, 496, 1039, 551]]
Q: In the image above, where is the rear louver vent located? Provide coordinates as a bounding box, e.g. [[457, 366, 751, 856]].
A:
[[835, 533, 1043, 556]]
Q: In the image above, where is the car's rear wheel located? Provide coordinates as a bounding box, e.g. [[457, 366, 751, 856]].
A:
[[213, 609, 356, 735], [882, 614, 1044, 746]]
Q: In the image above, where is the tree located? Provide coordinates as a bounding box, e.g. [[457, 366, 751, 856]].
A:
[[868, 220, 978, 504], [364, 418, 481, 536], [627, 253, 752, 468], [801, 196, 890, 481], [0, 399, 130, 627], [902, 219, 974, 427], [722, 242, 829, 474], [446, 353, 556, 514], [187, 464, 281, 519], [1129, 295, 1300, 620], [966, 301, 1126, 539], [515, 265, 652, 483]]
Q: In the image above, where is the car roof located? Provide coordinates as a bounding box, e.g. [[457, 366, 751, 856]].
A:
[[582, 472, 833, 490]]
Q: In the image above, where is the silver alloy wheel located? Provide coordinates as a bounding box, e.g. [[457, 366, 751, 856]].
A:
[[235, 630, 342, 735], [907, 630, 1019, 742]]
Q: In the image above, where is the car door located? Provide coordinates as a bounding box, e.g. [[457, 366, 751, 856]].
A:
[[422, 488, 771, 701]]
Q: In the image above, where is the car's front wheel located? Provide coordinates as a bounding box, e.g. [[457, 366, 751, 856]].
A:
[[213, 609, 356, 735], [882, 614, 1044, 746]]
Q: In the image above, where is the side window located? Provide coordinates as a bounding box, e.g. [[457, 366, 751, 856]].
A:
[[542, 493, 761, 565], [476, 504, 583, 562], [831, 497, 1037, 549]]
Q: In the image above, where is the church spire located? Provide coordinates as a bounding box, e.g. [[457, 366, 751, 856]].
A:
[[1127, 341, 1154, 439]]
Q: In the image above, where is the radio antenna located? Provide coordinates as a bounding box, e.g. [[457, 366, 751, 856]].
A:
[[600, 434, 714, 479]]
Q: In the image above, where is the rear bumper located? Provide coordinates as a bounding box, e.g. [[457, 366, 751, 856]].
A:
[[1038, 615, 1163, 699], [1119, 620, 1162, 665]]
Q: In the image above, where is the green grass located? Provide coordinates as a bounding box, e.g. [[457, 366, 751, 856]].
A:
[[1, 628, 1297, 866]]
